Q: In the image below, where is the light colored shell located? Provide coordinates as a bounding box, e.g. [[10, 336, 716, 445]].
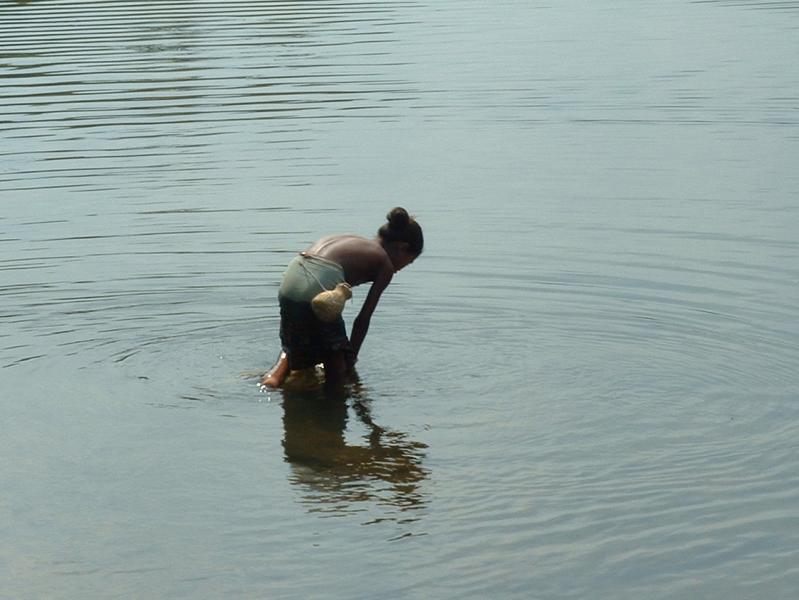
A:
[[311, 282, 352, 322]]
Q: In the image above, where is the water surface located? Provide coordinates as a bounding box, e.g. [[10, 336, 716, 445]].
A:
[[2, 1, 799, 598]]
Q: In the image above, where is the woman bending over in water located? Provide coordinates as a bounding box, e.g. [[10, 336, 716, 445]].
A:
[[260, 207, 423, 388]]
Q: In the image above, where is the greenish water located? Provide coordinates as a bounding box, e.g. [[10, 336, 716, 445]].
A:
[[2, 1, 799, 598]]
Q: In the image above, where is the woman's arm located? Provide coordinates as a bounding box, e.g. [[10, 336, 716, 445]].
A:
[[349, 266, 393, 357]]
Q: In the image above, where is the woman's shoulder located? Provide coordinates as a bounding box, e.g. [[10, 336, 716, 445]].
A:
[[309, 234, 380, 257], [311, 235, 390, 285]]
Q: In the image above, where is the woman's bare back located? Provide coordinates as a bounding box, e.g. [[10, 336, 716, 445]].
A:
[[306, 235, 392, 287]]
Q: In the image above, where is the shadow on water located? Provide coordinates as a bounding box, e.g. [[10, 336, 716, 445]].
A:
[[280, 373, 429, 522]]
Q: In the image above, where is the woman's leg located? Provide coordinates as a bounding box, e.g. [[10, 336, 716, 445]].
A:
[[260, 351, 290, 388], [323, 351, 348, 386]]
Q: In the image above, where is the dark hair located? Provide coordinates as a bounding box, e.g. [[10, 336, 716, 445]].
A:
[[378, 207, 424, 256]]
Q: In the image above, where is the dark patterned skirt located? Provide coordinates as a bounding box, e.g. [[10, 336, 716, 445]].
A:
[[279, 295, 354, 370]]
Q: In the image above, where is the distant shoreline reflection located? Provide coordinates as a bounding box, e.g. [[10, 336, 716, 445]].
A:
[[280, 374, 429, 521]]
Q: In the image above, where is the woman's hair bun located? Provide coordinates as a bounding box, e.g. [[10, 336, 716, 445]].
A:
[[377, 206, 423, 256], [386, 207, 410, 231]]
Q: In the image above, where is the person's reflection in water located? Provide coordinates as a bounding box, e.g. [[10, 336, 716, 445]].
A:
[[281, 371, 428, 520]]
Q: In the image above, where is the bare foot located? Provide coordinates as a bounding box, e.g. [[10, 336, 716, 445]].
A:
[[259, 372, 281, 388], [259, 351, 289, 389]]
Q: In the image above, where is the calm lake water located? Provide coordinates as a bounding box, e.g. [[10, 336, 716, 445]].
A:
[[2, 0, 799, 598]]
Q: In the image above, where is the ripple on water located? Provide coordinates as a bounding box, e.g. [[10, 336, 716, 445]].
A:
[[2, 1, 799, 597], [0, 0, 424, 194]]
